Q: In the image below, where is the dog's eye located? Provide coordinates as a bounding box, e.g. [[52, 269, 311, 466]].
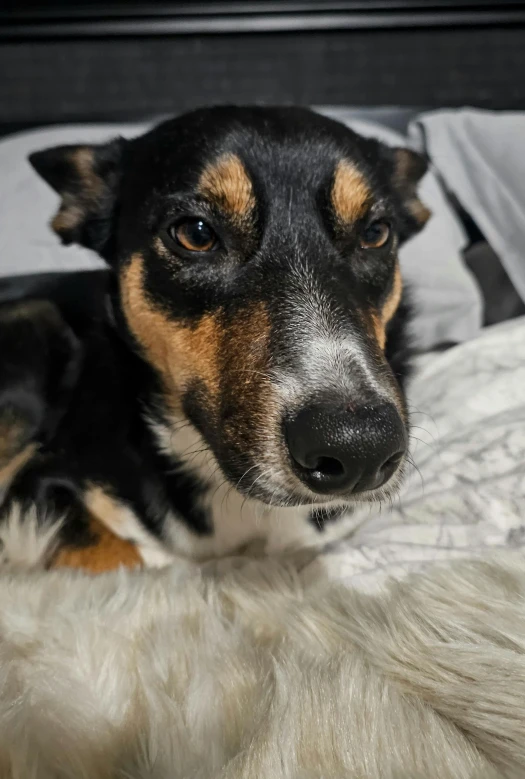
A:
[[360, 220, 391, 249], [170, 219, 218, 252]]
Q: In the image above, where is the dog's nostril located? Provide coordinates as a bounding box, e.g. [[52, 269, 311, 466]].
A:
[[381, 450, 404, 474], [310, 456, 345, 478]]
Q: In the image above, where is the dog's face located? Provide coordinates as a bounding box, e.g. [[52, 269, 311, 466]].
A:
[[30, 107, 429, 507]]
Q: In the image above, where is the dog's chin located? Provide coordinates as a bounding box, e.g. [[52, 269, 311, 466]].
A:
[[230, 461, 406, 509], [234, 478, 402, 510]]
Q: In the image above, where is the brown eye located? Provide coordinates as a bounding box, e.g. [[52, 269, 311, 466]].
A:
[[360, 220, 391, 249], [170, 219, 218, 252]]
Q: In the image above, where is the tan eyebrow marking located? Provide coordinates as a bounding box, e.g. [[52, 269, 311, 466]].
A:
[[331, 160, 372, 223], [198, 153, 255, 224]]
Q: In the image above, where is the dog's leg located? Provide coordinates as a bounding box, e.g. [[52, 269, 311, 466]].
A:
[[0, 299, 175, 573], [0, 481, 143, 573], [0, 299, 81, 499], [48, 484, 144, 573], [0, 300, 87, 570]]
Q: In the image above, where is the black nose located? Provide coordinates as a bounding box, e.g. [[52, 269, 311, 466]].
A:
[[285, 402, 406, 495]]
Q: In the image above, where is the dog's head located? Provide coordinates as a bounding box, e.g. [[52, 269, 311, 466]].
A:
[[30, 107, 429, 507]]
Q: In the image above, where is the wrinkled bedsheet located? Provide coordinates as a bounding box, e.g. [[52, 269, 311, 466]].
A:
[[310, 315, 525, 589]]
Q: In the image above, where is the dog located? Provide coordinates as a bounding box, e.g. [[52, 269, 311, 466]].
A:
[[0, 106, 430, 572]]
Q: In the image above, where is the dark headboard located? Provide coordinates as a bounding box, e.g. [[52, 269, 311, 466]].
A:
[[1, 1, 525, 130]]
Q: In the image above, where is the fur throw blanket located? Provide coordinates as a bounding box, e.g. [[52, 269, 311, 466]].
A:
[[1, 542, 525, 778]]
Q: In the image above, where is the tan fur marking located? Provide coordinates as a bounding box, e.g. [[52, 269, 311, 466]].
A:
[[407, 197, 431, 226], [51, 148, 103, 236], [71, 147, 103, 198], [83, 486, 173, 569], [393, 148, 431, 227], [370, 265, 403, 351], [217, 302, 275, 461], [153, 235, 172, 260], [51, 517, 142, 573], [51, 202, 85, 234], [0, 298, 61, 324], [121, 254, 276, 462], [393, 147, 417, 182], [51, 485, 145, 573], [382, 264, 403, 326], [0, 412, 30, 466], [198, 153, 255, 222], [331, 160, 371, 223], [84, 486, 129, 535], [0, 443, 36, 491], [120, 255, 223, 407]]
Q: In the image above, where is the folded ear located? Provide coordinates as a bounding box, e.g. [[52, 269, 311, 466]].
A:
[[29, 138, 126, 261], [388, 147, 431, 242]]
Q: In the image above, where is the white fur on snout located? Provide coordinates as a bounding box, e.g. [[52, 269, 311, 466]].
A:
[[302, 335, 389, 400], [273, 275, 394, 411], [270, 270, 406, 505]]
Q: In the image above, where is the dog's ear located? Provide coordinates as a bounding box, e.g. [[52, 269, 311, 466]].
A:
[[29, 138, 126, 261], [386, 147, 431, 242]]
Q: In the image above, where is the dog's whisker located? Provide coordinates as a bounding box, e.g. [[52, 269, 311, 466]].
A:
[[405, 452, 425, 493]]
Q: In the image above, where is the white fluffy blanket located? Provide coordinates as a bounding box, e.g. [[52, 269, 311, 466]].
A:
[[1, 553, 525, 778]]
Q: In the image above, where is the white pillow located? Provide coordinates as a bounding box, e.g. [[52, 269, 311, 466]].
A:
[[0, 113, 482, 351]]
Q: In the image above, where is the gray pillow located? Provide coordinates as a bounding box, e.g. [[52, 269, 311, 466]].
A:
[[0, 113, 482, 351], [410, 108, 525, 308]]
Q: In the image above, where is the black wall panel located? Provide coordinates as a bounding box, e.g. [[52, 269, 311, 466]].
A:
[[1, 18, 524, 125]]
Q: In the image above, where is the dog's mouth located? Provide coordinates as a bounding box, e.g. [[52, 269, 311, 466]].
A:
[[231, 453, 407, 509]]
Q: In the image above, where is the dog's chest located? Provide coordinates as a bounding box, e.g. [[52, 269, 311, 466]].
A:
[[143, 479, 361, 563]]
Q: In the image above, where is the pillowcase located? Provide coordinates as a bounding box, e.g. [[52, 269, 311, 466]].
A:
[[409, 108, 525, 307], [0, 111, 482, 351]]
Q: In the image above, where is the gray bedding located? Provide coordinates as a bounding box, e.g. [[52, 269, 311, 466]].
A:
[[411, 108, 525, 306]]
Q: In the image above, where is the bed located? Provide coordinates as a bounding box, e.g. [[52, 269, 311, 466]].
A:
[[2, 0, 525, 604], [2, 4, 525, 775]]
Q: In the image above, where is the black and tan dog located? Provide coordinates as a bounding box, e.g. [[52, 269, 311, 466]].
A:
[[0, 106, 429, 572]]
